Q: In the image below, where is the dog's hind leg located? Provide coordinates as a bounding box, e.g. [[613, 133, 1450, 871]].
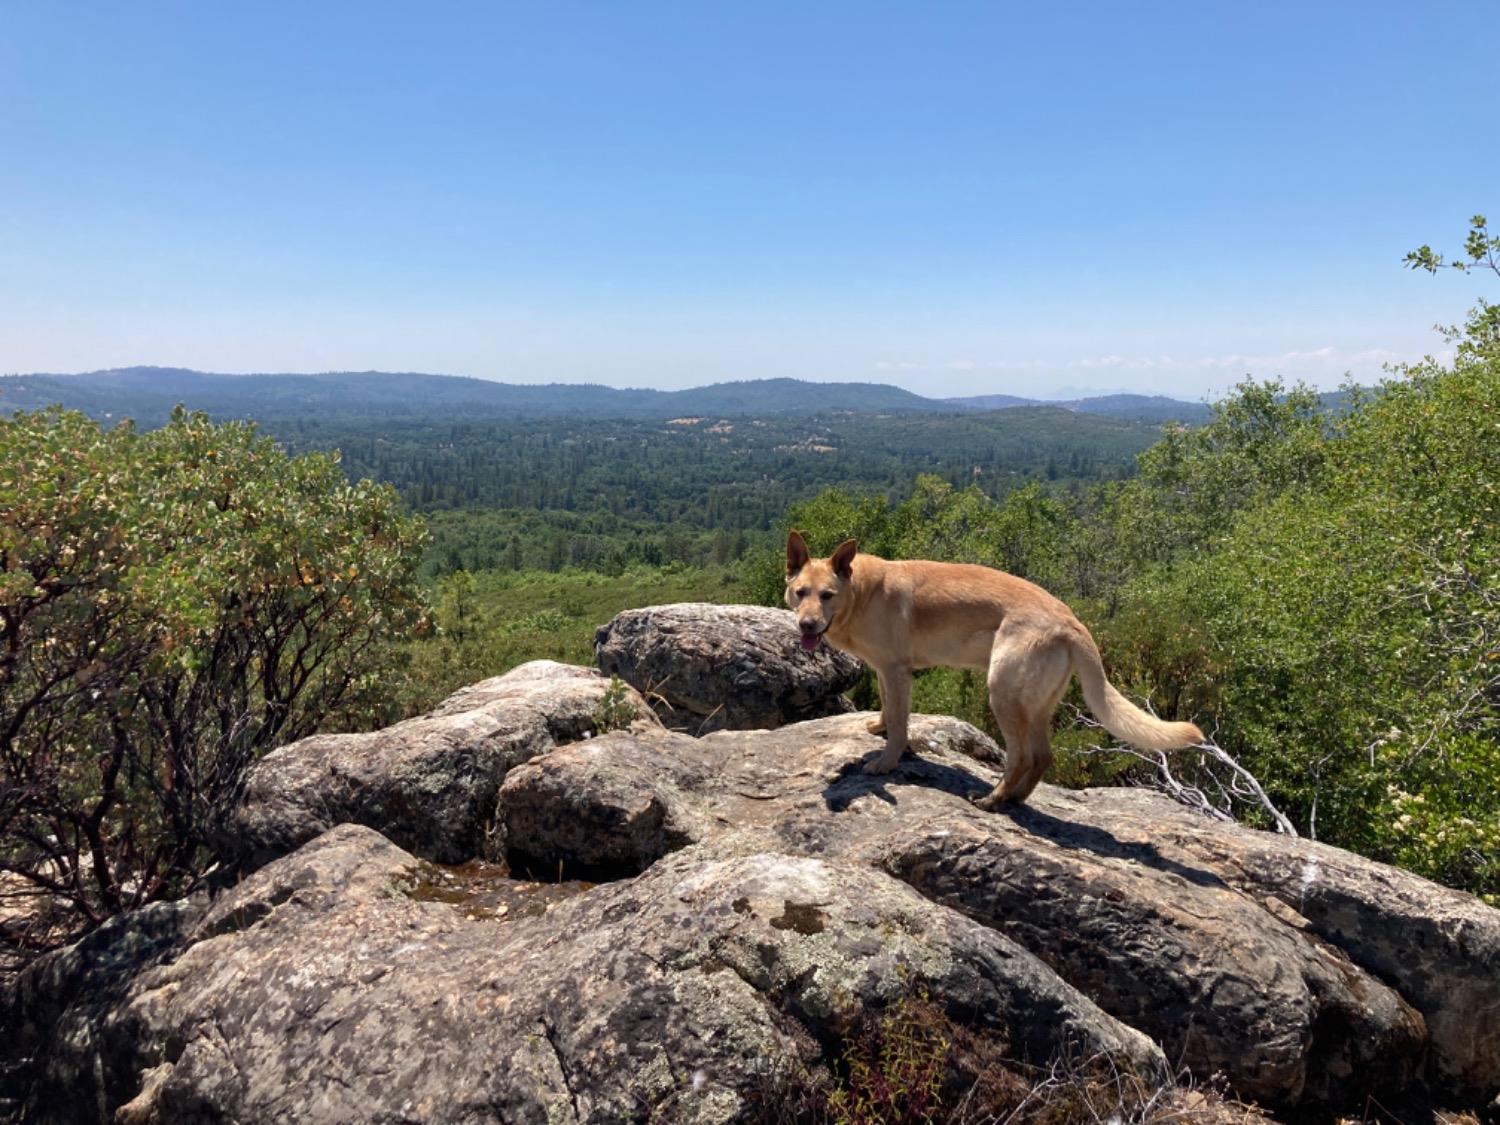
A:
[[975, 629, 1071, 808], [1007, 725, 1057, 804], [1012, 649, 1073, 800], [973, 715, 1031, 810]]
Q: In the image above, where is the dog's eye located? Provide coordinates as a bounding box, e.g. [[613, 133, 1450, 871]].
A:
[[819, 591, 834, 601], [795, 588, 809, 598]]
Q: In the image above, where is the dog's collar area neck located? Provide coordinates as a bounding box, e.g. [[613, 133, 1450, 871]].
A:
[[828, 595, 855, 635]]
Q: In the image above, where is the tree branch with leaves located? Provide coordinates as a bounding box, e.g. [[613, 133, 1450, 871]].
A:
[[1405, 214, 1499, 277]]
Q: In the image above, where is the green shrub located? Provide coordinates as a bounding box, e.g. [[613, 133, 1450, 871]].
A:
[[1093, 303, 1500, 899], [0, 406, 428, 945]]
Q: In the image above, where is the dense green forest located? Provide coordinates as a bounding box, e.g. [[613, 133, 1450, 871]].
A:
[[269, 408, 1163, 576], [303, 408, 1155, 516], [0, 369, 1200, 575]]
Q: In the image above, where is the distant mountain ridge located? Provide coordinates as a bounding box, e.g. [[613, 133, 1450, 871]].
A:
[[0, 366, 1214, 423], [943, 392, 1221, 423]]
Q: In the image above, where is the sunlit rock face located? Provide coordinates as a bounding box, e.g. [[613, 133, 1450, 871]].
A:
[[218, 660, 658, 869], [6, 638, 1499, 1121]]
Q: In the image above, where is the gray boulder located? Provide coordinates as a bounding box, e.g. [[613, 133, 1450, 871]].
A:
[[218, 660, 656, 869], [499, 711, 1493, 1112], [594, 603, 863, 732], [13, 824, 1162, 1124], [1038, 786, 1500, 1100]]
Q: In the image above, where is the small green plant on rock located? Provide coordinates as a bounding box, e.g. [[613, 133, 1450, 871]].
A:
[[592, 675, 639, 733], [826, 994, 950, 1125], [747, 988, 1265, 1124]]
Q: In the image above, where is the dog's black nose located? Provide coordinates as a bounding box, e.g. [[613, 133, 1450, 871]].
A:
[[799, 620, 819, 634]]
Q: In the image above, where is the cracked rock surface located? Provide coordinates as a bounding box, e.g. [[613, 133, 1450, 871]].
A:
[[218, 660, 657, 869], [498, 713, 1473, 1111], [7, 645, 1500, 1123], [11, 824, 1161, 1124]]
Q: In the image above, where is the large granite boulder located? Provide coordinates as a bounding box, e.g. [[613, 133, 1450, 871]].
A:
[[594, 603, 863, 732], [10, 824, 1162, 1124], [218, 660, 656, 869], [498, 713, 1462, 1111], [8, 658, 1500, 1121], [1040, 787, 1500, 1099]]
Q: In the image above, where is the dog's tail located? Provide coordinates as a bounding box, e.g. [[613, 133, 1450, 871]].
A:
[[1067, 628, 1203, 751]]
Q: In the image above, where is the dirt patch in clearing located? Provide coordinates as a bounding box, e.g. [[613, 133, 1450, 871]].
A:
[[407, 859, 596, 922]]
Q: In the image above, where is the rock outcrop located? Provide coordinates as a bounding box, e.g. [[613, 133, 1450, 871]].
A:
[[219, 660, 656, 869], [11, 825, 1164, 1123], [497, 714, 1463, 1111], [7, 606, 1500, 1123], [594, 603, 863, 731]]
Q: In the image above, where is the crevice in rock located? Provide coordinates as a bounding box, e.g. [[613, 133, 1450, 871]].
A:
[[195, 884, 299, 938], [536, 1018, 581, 1124], [502, 846, 660, 886]]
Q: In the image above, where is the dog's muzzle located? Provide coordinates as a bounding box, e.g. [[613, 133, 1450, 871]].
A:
[[798, 623, 824, 652]]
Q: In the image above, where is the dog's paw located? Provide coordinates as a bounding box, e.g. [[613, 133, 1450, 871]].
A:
[[865, 717, 887, 735], [971, 791, 1009, 812], [862, 745, 907, 775]]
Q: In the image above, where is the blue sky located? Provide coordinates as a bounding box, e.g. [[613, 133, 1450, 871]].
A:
[[2, 2, 1494, 398]]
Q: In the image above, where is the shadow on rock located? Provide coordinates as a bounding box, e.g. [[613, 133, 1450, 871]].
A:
[[821, 751, 994, 811], [993, 802, 1231, 891]]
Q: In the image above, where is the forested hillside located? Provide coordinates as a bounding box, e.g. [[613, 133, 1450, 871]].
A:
[[272, 407, 1159, 576], [0, 366, 1213, 424]]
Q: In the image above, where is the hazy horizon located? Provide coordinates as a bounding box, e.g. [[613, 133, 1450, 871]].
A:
[[3, 3, 1494, 398], [0, 364, 1303, 405]]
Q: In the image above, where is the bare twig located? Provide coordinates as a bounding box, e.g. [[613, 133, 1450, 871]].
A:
[[1067, 706, 1298, 836]]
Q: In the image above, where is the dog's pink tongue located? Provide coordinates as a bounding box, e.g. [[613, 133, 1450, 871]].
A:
[[799, 632, 820, 652]]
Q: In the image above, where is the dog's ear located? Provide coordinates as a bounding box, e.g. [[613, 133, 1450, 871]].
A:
[[831, 538, 858, 580], [786, 530, 810, 576]]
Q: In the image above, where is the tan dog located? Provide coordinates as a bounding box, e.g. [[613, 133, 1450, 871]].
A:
[[785, 530, 1203, 806]]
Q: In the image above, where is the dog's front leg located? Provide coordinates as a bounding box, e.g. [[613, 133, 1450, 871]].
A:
[[864, 665, 911, 774], [866, 667, 888, 735]]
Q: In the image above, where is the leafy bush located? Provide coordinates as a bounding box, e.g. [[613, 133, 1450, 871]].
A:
[[0, 407, 428, 948], [1166, 307, 1500, 898], [1109, 379, 1327, 572]]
